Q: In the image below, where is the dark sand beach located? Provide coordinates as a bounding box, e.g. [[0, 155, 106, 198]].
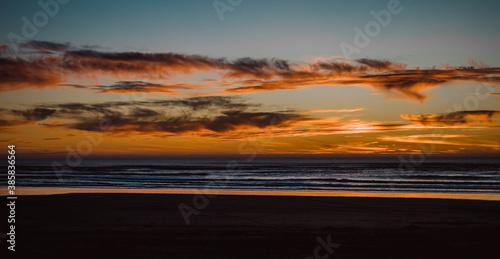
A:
[[5, 193, 500, 258]]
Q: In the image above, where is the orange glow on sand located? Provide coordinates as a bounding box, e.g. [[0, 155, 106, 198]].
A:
[[7, 187, 500, 201]]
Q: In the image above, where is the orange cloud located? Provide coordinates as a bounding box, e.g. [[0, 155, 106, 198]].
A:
[[2, 41, 500, 102]]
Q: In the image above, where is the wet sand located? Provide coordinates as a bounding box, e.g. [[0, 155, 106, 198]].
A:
[[7, 193, 500, 258]]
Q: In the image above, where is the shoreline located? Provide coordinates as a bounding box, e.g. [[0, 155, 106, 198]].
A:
[[3, 186, 500, 201]]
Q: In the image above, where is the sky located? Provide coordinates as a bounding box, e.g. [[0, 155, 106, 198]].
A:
[[1, 0, 500, 156]]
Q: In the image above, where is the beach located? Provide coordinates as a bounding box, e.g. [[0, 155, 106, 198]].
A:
[[2, 0, 500, 257], [9, 193, 500, 258]]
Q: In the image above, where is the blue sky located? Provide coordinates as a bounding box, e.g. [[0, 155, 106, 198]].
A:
[[2, 0, 500, 66]]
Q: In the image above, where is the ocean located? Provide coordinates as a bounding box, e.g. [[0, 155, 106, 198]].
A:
[[11, 157, 500, 194]]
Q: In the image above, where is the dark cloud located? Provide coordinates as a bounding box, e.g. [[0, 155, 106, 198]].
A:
[[11, 108, 56, 120], [20, 40, 69, 53], [97, 81, 164, 91], [223, 57, 292, 78], [356, 58, 392, 70], [63, 49, 227, 73], [0, 57, 64, 91], [61, 110, 299, 134], [3, 97, 304, 134], [203, 111, 299, 132], [129, 107, 160, 118], [63, 80, 216, 93], [0, 108, 56, 131], [401, 110, 500, 126], [92, 81, 182, 93]]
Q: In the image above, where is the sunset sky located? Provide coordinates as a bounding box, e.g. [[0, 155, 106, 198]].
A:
[[1, 0, 500, 156]]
